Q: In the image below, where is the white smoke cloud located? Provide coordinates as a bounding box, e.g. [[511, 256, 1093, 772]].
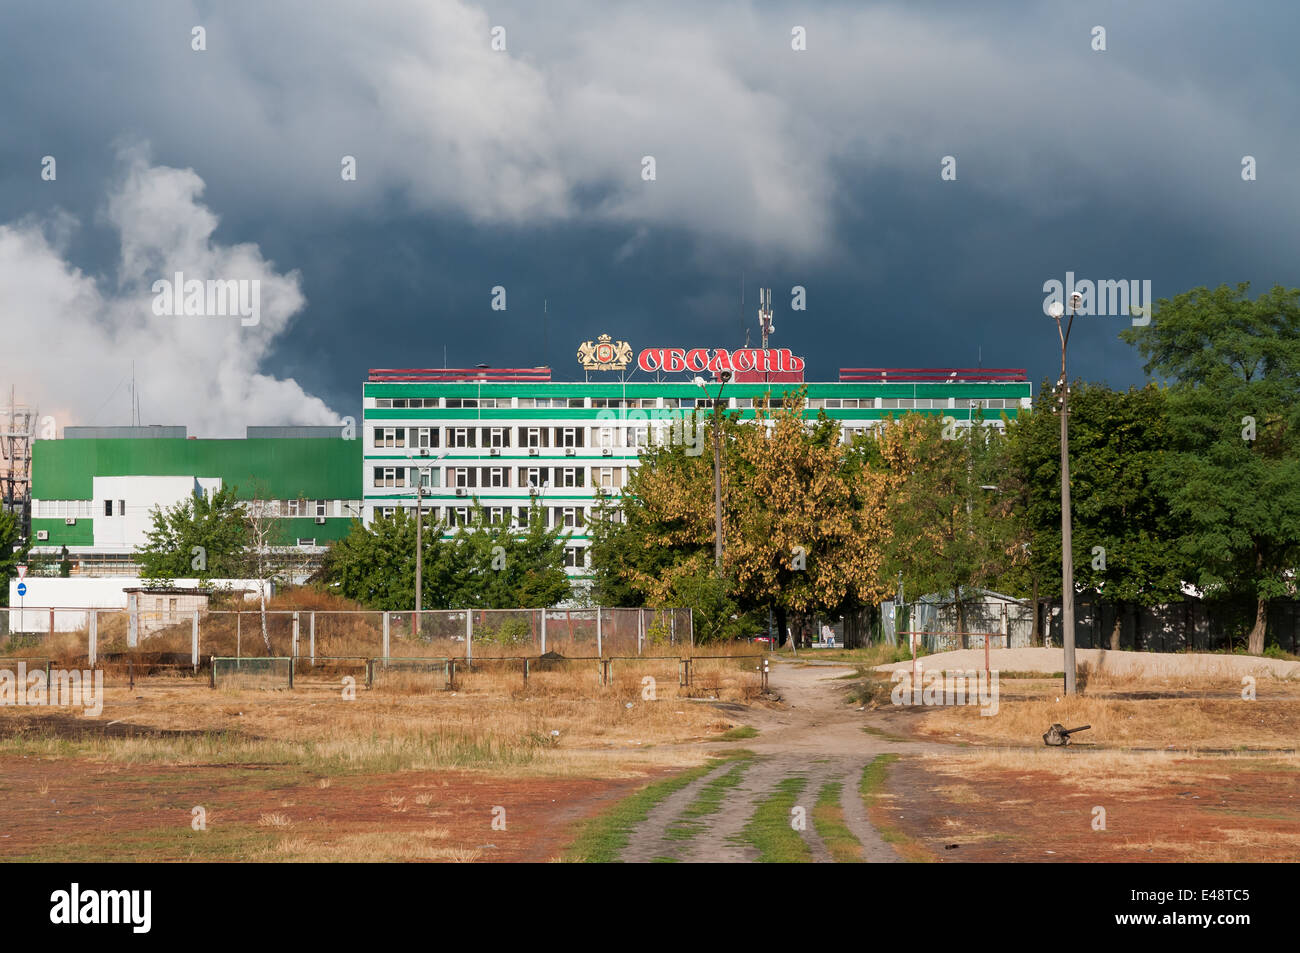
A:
[[0, 146, 340, 438]]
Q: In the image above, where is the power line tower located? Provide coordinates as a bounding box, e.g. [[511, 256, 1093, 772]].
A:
[[757, 287, 774, 382], [1, 386, 36, 542]]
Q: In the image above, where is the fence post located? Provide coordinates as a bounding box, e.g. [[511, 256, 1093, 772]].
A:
[[466, 611, 473, 662], [292, 611, 300, 674], [523, 657, 530, 685], [309, 611, 316, 666], [637, 610, 643, 656], [49, 607, 54, 640], [127, 592, 138, 649], [88, 610, 97, 668], [596, 608, 602, 657], [192, 609, 199, 672], [540, 609, 547, 654], [382, 611, 390, 662], [236, 611, 241, 659]]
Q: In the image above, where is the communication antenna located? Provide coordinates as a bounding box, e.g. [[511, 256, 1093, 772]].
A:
[[758, 287, 774, 350]]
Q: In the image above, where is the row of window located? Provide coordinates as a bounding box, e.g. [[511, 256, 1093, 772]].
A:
[[372, 395, 1022, 412], [371, 466, 627, 490], [375, 425, 606, 450], [374, 504, 618, 532]]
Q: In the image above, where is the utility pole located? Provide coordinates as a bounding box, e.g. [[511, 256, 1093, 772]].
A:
[[1048, 294, 1080, 695]]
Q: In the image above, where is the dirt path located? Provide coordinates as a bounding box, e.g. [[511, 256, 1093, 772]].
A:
[[618, 661, 935, 863]]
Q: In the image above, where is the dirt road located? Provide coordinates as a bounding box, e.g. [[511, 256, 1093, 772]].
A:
[[619, 660, 932, 862]]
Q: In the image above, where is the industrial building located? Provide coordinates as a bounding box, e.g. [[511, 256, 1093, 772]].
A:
[[17, 341, 1032, 581]]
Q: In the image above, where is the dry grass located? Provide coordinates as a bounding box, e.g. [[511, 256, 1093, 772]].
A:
[[262, 828, 472, 862], [913, 683, 1300, 749]]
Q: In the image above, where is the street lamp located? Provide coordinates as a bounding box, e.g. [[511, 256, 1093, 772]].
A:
[[408, 449, 449, 632], [1048, 292, 1081, 695], [693, 370, 733, 571]]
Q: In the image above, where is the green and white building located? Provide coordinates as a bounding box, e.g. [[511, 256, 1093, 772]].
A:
[[29, 426, 361, 575], [22, 345, 1031, 582], [361, 352, 1032, 578]]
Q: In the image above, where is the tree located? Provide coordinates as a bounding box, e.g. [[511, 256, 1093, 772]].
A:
[[0, 510, 26, 607], [320, 499, 571, 611], [1002, 382, 1189, 648], [1121, 283, 1300, 653], [136, 484, 248, 583], [874, 412, 1022, 636]]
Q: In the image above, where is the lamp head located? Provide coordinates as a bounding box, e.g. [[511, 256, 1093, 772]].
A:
[[1048, 301, 1065, 319]]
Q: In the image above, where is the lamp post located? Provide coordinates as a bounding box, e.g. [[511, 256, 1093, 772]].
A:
[[408, 449, 449, 634], [694, 370, 733, 572], [1048, 293, 1081, 695]]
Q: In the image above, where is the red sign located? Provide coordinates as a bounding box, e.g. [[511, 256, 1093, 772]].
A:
[[637, 347, 805, 376], [16, 564, 26, 579]]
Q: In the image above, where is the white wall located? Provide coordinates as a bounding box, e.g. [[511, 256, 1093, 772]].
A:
[[91, 475, 223, 550], [6, 576, 265, 633]]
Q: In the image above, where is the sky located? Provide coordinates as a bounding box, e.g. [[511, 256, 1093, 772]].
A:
[[1, 0, 1297, 436]]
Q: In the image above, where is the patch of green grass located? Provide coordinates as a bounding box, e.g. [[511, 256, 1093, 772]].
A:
[[859, 754, 931, 863], [737, 775, 812, 863], [562, 754, 747, 863], [998, 671, 1066, 680], [860, 724, 911, 744], [812, 781, 863, 863], [4, 826, 275, 863], [718, 725, 759, 741], [665, 757, 752, 842]]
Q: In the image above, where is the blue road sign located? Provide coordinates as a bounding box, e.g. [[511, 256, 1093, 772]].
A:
[[16, 582, 27, 597]]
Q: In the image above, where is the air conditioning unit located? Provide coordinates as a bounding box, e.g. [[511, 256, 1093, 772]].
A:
[[420, 448, 430, 457], [314, 516, 327, 525], [528, 448, 539, 456], [601, 448, 613, 456], [565, 447, 576, 456], [456, 488, 467, 496], [36, 530, 49, 541], [65, 517, 77, 525], [489, 447, 501, 456]]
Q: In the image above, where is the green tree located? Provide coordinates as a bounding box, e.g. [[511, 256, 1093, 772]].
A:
[[0, 510, 27, 607], [136, 485, 248, 583], [875, 412, 1021, 635], [1121, 282, 1300, 653], [321, 499, 571, 611], [1002, 382, 1188, 647]]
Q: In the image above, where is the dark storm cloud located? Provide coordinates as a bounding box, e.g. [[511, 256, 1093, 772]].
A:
[[2, 0, 1298, 428]]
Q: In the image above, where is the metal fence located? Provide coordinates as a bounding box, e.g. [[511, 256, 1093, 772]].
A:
[[1041, 596, 1300, 654], [0, 606, 695, 669]]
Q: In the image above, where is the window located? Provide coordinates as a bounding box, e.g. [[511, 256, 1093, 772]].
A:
[[516, 398, 535, 408], [627, 427, 649, 448], [373, 467, 399, 488], [560, 506, 580, 528], [825, 398, 841, 409], [515, 506, 532, 526], [117, 500, 125, 516], [315, 500, 327, 517], [380, 507, 396, 519], [487, 507, 506, 524], [559, 426, 582, 448], [376, 427, 405, 448], [558, 467, 582, 488], [595, 467, 623, 490], [486, 427, 508, 448], [414, 427, 433, 449], [375, 398, 392, 408], [453, 468, 474, 488], [841, 398, 860, 409], [564, 547, 585, 568], [486, 467, 507, 488], [287, 499, 302, 517], [104, 500, 113, 516], [451, 427, 474, 448]]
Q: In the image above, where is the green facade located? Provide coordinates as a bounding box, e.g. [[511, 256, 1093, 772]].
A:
[[33, 438, 361, 500]]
